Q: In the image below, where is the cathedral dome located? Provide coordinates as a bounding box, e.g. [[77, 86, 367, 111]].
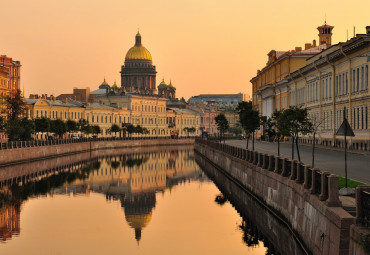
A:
[[125, 32, 152, 61]]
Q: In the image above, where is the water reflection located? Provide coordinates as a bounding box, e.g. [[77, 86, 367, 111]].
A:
[[196, 153, 307, 255], [0, 147, 202, 244]]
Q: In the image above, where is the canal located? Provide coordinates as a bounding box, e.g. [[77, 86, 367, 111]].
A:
[[0, 145, 305, 255]]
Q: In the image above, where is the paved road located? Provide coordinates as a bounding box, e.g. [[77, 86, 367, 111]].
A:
[[226, 139, 370, 184]]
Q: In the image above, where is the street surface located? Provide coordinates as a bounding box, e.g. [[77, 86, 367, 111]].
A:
[[226, 139, 370, 184]]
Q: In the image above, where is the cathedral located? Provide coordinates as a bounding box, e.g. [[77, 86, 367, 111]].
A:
[[120, 32, 176, 99], [120, 32, 157, 94]]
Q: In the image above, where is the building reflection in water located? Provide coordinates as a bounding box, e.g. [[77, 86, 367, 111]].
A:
[[0, 147, 201, 243], [0, 202, 20, 242]]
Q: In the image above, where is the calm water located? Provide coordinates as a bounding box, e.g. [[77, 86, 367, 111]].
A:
[[0, 146, 302, 255]]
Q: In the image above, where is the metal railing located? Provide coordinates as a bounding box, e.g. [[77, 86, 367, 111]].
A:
[[195, 137, 342, 207], [0, 136, 196, 150]]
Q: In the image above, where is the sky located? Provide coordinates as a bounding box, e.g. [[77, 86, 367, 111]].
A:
[[1, 0, 369, 100]]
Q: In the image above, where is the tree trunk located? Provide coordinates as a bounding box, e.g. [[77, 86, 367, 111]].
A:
[[312, 132, 316, 167], [252, 132, 255, 151], [296, 136, 301, 162], [246, 135, 249, 149], [291, 137, 294, 160]]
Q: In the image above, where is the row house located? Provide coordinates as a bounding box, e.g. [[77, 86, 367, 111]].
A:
[[279, 26, 370, 150]]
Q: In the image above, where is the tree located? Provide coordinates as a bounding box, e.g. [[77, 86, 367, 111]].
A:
[[92, 125, 101, 137], [215, 113, 229, 143], [272, 110, 285, 157], [135, 125, 143, 135], [277, 106, 313, 161], [142, 127, 150, 135], [261, 116, 275, 142], [83, 125, 93, 137], [78, 119, 89, 137], [188, 127, 196, 137], [51, 119, 67, 138], [19, 118, 35, 141], [3, 90, 29, 141], [35, 117, 51, 138], [6, 118, 35, 141], [5, 89, 28, 121], [126, 124, 135, 137], [310, 114, 324, 168], [236, 101, 260, 150], [66, 120, 78, 133], [110, 124, 120, 137]]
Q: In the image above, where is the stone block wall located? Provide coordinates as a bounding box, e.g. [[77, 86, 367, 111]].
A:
[[195, 140, 355, 255], [0, 138, 194, 166]]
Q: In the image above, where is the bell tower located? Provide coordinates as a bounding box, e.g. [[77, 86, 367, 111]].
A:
[[317, 21, 334, 46]]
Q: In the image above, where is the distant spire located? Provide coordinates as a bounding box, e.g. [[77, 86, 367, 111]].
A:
[[324, 14, 326, 25], [22, 85, 25, 98]]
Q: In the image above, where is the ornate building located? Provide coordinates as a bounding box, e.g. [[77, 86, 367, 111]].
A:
[[121, 32, 157, 94], [0, 55, 21, 95], [158, 79, 176, 99]]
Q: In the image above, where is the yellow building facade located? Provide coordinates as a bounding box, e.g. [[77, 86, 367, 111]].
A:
[[251, 23, 332, 136], [283, 27, 370, 150], [0, 66, 8, 117], [26, 93, 201, 138]]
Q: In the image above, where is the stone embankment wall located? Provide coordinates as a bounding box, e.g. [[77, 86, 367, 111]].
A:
[[0, 144, 194, 184], [195, 139, 355, 255], [0, 138, 194, 166]]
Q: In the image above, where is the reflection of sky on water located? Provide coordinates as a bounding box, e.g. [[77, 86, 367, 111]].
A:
[[0, 148, 269, 255]]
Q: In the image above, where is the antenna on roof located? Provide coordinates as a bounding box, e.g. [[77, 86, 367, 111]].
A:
[[347, 29, 348, 41], [324, 14, 326, 25], [354, 26, 356, 37]]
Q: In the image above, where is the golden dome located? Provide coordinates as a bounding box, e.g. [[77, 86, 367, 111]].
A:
[[112, 80, 118, 88], [125, 32, 152, 61], [159, 78, 167, 86], [125, 213, 152, 229]]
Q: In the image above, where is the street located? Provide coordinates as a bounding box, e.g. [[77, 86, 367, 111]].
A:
[[227, 139, 370, 184]]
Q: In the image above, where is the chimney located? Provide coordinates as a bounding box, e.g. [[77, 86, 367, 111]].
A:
[[295, 47, 302, 52], [313, 40, 317, 47], [63, 98, 68, 104], [305, 43, 311, 50], [367, 26, 370, 35]]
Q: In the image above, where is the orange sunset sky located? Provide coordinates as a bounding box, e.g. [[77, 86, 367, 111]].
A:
[[1, 0, 369, 100]]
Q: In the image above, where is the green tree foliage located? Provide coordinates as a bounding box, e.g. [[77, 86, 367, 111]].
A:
[[92, 125, 101, 136], [142, 127, 150, 135], [19, 118, 35, 141], [83, 125, 93, 136], [51, 119, 67, 138], [272, 110, 283, 157], [275, 106, 313, 161], [110, 124, 120, 136], [215, 113, 229, 142], [126, 124, 135, 137], [5, 90, 28, 121], [3, 90, 31, 141], [135, 125, 143, 134], [261, 116, 275, 142], [6, 118, 35, 141], [236, 101, 260, 150], [66, 120, 78, 133], [35, 117, 51, 134]]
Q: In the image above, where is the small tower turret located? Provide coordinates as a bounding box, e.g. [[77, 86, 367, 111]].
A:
[[317, 21, 334, 46]]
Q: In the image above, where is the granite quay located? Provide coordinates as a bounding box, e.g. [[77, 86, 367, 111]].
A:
[[226, 139, 370, 184], [0, 137, 194, 166], [195, 138, 370, 255]]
